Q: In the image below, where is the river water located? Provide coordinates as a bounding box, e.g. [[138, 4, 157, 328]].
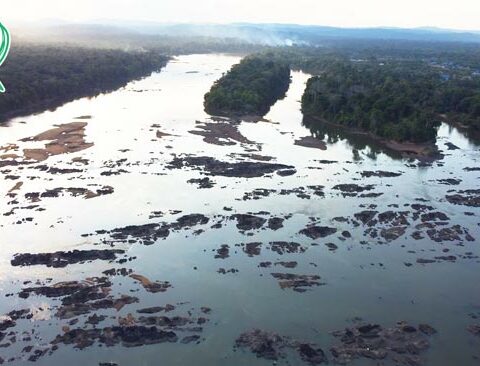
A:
[[0, 54, 479, 365]]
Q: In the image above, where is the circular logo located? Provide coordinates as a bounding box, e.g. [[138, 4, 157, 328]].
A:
[[0, 22, 11, 93]]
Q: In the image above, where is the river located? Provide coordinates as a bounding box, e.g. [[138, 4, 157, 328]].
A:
[[0, 54, 479, 366]]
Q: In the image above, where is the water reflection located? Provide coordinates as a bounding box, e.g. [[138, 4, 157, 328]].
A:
[[302, 115, 403, 160]]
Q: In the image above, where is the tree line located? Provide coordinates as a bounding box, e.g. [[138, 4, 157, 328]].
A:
[[264, 45, 480, 143], [204, 54, 291, 117], [0, 44, 169, 122]]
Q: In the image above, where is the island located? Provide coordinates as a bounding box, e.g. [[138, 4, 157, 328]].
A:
[[204, 54, 291, 118], [300, 60, 442, 145]]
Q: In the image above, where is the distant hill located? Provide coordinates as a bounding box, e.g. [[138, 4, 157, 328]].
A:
[[98, 22, 480, 45], [12, 21, 480, 47]]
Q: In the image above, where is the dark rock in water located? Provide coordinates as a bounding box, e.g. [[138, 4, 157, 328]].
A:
[[437, 178, 461, 186], [217, 268, 239, 274], [341, 230, 351, 238], [275, 261, 298, 268], [107, 223, 170, 244], [446, 190, 480, 207], [316, 159, 338, 164], [277, 169, 297, 176], [235, 329, 287, 360], [360, 171, 402, 178], [242, 242, 262, 256], [297, 343, 328, 365], [242, 188, 276, 200], [97, 213, 209, 245], [299, 226, 337, 239], [189, 121, 254, 146], [103, 268, 132, 277], [419, 324, 437, 335], [464, 167, 480, 172], [99, 363, 118, 366], [137, 315, 191, 328], [129, 274, 171, 293], [333, 184, 375, 193], [19, 277, 111, 302], [357, 323, 382, 337], [137, 305, 175, 314], [434, 255, 457, 262], [269, 241, 306, 255], [173, 214, 209, 229], [215, 244, 230, 259], [11, 249, 125, 268], [294, 136, 327, 150], [187, 177, 215, 189], [0, 317, 16, 331], [421, 211, 449, 222], [271, 273, 324, 292], [359, 192, 383, 198], [86, 314, 106, 325], [416, 258, 436, 264], [235, 329, 327, 364], [411, 203, 435, 211], [444, 142, 460, 150], [56, 295, 138, 319], [268, 217, 284, 230], [167, 156, 294, 178], [325, 243, 338, 251], [53, 326, 178, 349], [354, 211, 378, 225], [426, 224, 471, 242], [331, 321, 434, 365], [181, 335, 201, 344], [380, 226, 406, 241], [231, 214, 267, 231]]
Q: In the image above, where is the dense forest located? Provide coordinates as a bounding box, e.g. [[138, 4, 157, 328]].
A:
[[301, 60, 441, 143], [263, 45, 480, 143], [0, 44, 169, 122], [204, 55, 291, 117]]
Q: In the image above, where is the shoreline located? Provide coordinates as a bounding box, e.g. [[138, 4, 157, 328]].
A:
[[0, 62, 170, 125], [304, 115, 440, 159]]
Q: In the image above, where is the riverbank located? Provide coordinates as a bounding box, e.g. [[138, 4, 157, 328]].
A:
[[303, 115, 440, 160]]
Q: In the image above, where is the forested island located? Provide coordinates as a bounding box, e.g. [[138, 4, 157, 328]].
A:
[[266, 44, 480, 144], [204, 55, 291, 118], [300, 60, 441, 143], [0, 44, 169, 122]]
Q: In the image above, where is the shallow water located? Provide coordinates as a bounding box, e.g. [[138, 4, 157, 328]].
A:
[[0, 54, 479, 365]]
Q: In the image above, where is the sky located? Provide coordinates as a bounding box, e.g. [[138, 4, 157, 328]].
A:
[[2, 0, 480, 31]]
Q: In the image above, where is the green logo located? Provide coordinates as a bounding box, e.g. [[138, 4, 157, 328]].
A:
[[0, 22, 11, 93]]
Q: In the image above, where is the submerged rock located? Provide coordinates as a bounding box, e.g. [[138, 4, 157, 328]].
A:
[[360, 170, 402, 178], [231, 214, 267, 231], [215, 244, 230, 259], [187, 177, 215, 189], [333, 184, 375, 193], [235, 329, 327, 364], [271, 273, 324, 292], [168, 156, 295, 178], [299, 226, 337, 239], [446, 190, 480, 207], [129, 274, 171, 293], [269, 241, 306, 255], [331, 321, 435, 365], [11, 249, 125, 268]]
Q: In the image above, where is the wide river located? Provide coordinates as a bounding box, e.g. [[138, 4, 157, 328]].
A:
[[0, 54, 479, 366]]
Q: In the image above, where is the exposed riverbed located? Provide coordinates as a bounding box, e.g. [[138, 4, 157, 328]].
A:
[[0, 54, 479, 366]]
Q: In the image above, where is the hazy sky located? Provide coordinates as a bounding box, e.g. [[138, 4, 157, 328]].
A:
[[3, 0, 480, 30]]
